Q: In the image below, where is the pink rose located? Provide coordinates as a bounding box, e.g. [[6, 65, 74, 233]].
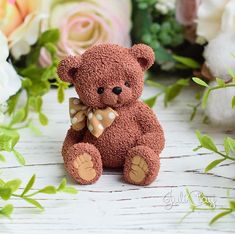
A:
[[176, 0, 201, 26], [39, 0, 132, 67]]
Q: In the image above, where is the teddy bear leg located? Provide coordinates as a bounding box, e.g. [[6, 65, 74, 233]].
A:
[[123, 146, 160, 186], [64, 143, 102, 185]]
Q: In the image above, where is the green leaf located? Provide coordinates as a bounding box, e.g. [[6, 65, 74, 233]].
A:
[[22, 78, 32, 88], [209, 210, 232, 225], [62, 187, 78, 194], [28, 80, 50, 97], [28, 122, 42, 136], [4, 179, 21, 193], [188, 104, 199, 121], [155, 46, 174, 63], [0, 179, 5, 186], [7, 92, 21, 115], [13, 150, 25, 165], [199, 193, 214, 208], [39, 113, 48, 126], [0, 204, 14, 218], [35, 97, 43, 112], [185, 188, 195, 210], [0, 187, 12, 200], [20, 65, 44, 80], [144, 95, 158, 108], [44, 43, 57, 58], [193, 146, 202, 152], [0, 129, 20, 151], [57, 85, 65, 103], [224, 138, 230, 156], [146, 80, 166, 90], [23, 197, 44, 210], [195, 131, 218, 152], [173, 55, 200, 69], [216, 78, 225, 86], [132, 6, 152, 42], [205, 159, 225, 172], [10, 109, 25, 125], [202, 90, 210, 109], [21, 175, 36, 196], [227, 137, 235, 154], [164, 79, 189, 106], [38, 186, 57, 194], [57, 178, 66, 191], [192, 77, 209, 87], [228, 69, 235, 82], [230, 201, 235, 210], [38, 29, 60, 46], [41, 67, 55, 81], [232, 96, 235, 109], [201, 136, 218, 152], [0, 153, 6, 162]]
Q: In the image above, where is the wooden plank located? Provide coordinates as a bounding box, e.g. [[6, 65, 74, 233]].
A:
[[0, 86, 234, 234]]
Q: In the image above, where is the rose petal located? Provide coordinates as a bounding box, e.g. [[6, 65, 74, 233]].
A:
[[0, 62, 21, 104], [197, 0, 229, 41]]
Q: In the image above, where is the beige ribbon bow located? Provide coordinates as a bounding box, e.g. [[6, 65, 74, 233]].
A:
[[69, 97, 118, 138]]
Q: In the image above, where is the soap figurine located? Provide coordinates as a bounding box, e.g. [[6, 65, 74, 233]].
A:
[[57, 44, 165, 185]]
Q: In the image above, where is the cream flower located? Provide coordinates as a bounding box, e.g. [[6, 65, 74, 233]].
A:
[[197, 0, 235, 41], [39, 0, 132, 67], [0, 0, 51, 59], [204, 33, 235, 81], [0, 31, 21, 104], [205, 81, 235, 128], [155, 0, 175, 15]]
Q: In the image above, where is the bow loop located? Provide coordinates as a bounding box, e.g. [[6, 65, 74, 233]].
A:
[[69, 97, 118, 138]]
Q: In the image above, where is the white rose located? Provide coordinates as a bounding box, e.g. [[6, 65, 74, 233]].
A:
[[197, 0, 235, 41], [0, 32, 21, 104]]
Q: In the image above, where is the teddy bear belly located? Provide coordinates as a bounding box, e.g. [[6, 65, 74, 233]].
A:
[[83, 121, 142, 168]]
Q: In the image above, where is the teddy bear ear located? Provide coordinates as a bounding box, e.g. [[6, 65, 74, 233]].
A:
[[57, 55, 81, 83], [129, 44, 155, 71]]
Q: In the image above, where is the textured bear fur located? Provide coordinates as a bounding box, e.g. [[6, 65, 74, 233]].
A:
[[57, 44, 165, 185]]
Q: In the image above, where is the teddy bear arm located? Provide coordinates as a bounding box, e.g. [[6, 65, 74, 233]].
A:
[[135, 102, 165, 154]]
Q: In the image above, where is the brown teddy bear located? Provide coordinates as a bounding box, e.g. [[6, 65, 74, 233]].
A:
[[57, 44, 165, 186]]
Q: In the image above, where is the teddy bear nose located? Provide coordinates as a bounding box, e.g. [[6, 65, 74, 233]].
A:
[[112, 86, 122, 95]]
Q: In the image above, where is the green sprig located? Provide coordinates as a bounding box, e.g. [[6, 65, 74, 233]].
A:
[[0, 175, 77, 218], [194, 130, 235, 172], [182, 189, 235, 225], [0, 29, 67, 164], [144, 78, 189, 107], [192, 77, 235, 109], [132, 0, 185, 70]]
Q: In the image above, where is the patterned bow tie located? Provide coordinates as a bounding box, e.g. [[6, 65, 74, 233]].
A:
[[69, 97, 118, 138]]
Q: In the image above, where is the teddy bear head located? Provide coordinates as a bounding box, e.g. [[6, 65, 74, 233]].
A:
[[57, 44, 154, 108]]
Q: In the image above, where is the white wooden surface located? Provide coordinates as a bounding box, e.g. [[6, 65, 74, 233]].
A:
[[0, 84, 234, 234]]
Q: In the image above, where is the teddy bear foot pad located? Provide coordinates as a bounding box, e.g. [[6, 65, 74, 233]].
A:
[[73, 153, 97, 182], [124, 146, 160, 186], [129, 156, 149, 183]]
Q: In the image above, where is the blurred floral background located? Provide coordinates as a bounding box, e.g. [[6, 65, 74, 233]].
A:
[[0, 0, 235, 220]]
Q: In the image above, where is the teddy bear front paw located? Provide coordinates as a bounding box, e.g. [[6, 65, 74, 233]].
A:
[[73, 153, 97, 182], [129, 156, 149, 183]]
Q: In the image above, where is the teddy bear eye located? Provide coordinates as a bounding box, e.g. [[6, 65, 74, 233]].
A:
[[125, 81, 130, 87], [97, 87, 104, 94]]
